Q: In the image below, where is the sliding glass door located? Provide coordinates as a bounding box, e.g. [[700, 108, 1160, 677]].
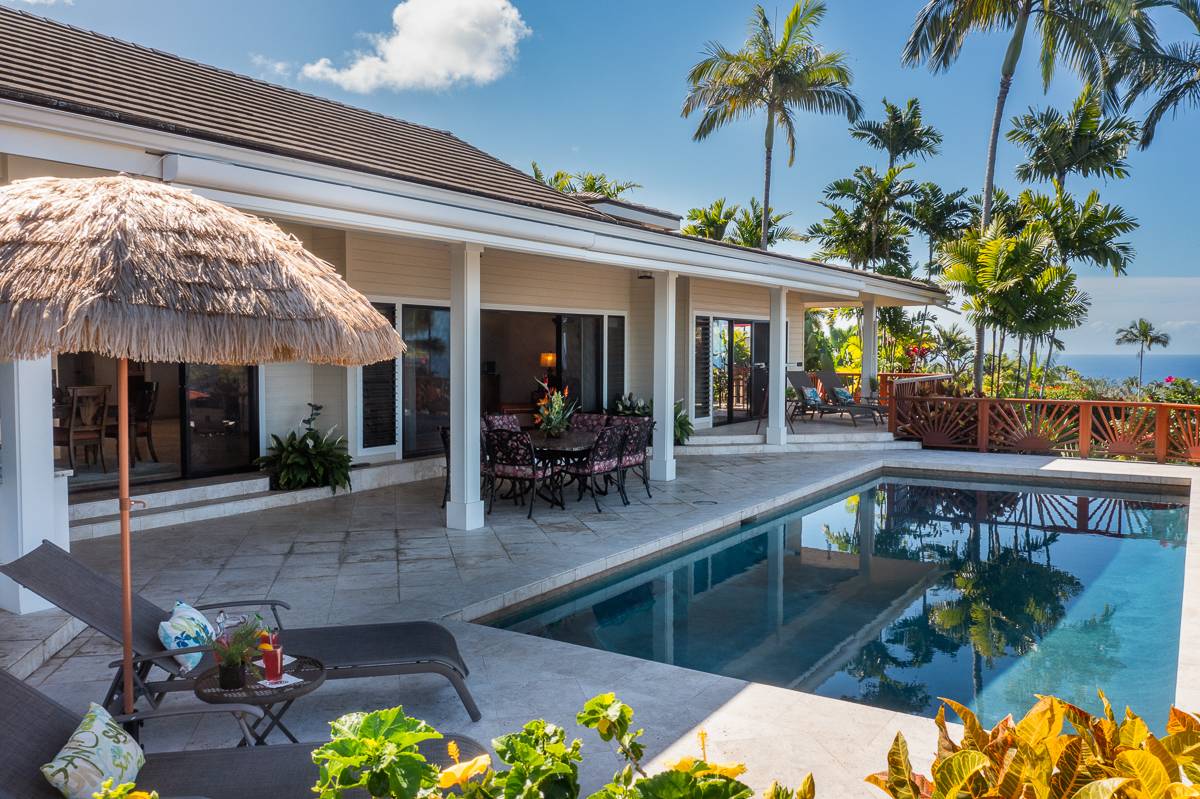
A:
[[401, 305, 450, 457], [182, 364, 257, 477], [707, 318, 767, 426]]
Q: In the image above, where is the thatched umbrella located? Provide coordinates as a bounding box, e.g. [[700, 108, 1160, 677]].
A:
[[0, 175, 405, 713]]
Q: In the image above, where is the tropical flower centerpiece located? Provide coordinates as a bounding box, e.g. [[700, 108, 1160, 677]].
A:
[[534, 378, 574, 437]]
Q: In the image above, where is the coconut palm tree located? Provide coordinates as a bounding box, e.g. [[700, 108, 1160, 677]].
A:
[[903, 0, 1159, 394], [682, 198, 739, 240], [1115, 318, 1170, 384], [683, 1, 861, 251], [1007, 85, 1140, 196], [725, 198, 802, 249], [850, 97, 943, 169], [903, 183, 973, 276], [1121, 0, 1200, 148]]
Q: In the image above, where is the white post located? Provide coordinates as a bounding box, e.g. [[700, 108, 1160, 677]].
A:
[[766, 287, 788, 445], [857, 488, 876, 579], [446, 243, 484, 531], [0, 357, 65, 614], [650, 271, 677, 481], [861, 296, 879, 400]]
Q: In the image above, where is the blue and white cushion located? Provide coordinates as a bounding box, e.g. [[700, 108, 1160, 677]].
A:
[[802, 387, 822, 406], [41, 702, 144, 799], [157, 601, 215, 672], [832, 387, 854, 404]]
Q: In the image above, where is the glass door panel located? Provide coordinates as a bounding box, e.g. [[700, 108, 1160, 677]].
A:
[[182, 364, 256, 477], [730, 322, 753, 420], [711, 319, 730, 424], [402, 305, 451, 457]]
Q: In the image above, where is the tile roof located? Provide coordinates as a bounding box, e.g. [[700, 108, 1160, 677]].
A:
[[0, 6, 603, 219]]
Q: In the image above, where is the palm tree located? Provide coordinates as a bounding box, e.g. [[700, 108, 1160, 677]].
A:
[[933, 324, 975, 379], [850, 97, 943, 169], [903, 0, 1158, 394], [725, 198, 802, 249], [1115, 318, 1170, 384], [682, 198, 739, 240], [529, 163, 642, 198], [808, 164, 918, 270], [903, 183, 973, 276], [1121, 0, 1200, 148], [683, 1, 861, 251], [1007, 85, 1140, 196]]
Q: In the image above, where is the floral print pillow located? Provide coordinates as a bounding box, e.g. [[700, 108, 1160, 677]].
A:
[[832, 386, 854, 404], [41, 703, 145, 799], [156, 600, 215, 672]]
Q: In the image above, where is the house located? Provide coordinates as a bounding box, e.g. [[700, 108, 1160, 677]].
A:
[[0, 6, 944, 612]]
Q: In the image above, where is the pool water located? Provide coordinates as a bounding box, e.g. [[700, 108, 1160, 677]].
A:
[[494, 479, 1189, 730]]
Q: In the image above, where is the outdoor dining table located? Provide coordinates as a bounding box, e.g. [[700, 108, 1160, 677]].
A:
[[526, 430, 596, 509]]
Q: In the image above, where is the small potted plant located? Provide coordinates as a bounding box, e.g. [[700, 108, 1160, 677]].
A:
[[534, 378, 574, 437], [212, 623, 263, 690]]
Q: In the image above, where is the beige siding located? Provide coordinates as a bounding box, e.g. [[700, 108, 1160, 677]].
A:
[[346, 231, 449, 300], [312, 365, 348, 439], [627, 275, 654, 398], [674, 277, 691, 410], [262, 362, 315, 438], [481, 250, 631, 312], [788, 302, 806, 366], [690, 278, 771, 319]]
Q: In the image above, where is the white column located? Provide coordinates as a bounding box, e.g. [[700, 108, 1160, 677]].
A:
[[0, 357, 65, 614], [446, 243, 484, 530], [650, 271, 677, 481], [861, 297, 879, 399], [857, 488, 876, 579], [766, 287, 788, 445]]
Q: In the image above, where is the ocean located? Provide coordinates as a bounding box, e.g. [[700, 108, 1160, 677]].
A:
[[1060, 353, 1200, 383]]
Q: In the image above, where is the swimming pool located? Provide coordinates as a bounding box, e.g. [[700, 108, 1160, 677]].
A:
[[493, 478, 1189, 729]]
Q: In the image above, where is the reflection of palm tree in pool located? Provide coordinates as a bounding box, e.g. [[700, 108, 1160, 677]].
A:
[[840, 639, 932, 715], [1000, 605, 1122, 711]]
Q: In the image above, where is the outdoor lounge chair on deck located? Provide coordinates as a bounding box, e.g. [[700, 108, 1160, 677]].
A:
[[0, 542, 482, 722], [0, 669, 482, 799], [787, 372, 875, 427], [817, 371, 884, 425]]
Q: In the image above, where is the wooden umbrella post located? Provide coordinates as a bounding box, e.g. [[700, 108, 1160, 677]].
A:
[[118, 357, 134, 714]]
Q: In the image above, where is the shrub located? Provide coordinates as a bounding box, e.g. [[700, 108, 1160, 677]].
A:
[[868, 693, 1200, 799], [256, 403, 352, 493], [615, 393, 652, 417], [674, 400, 694, 445]]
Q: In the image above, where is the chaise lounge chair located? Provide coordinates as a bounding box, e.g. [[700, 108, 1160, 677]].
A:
[[0, 668, 484, 799], [817, 371, 885, 425], [0, 542, 481, 722], [787, 372, 876, 427]]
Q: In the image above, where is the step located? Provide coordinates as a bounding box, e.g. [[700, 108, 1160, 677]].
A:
[[70, 472, 270, 522], [676, 439, 920, 456], [0, 610, 86, 680]]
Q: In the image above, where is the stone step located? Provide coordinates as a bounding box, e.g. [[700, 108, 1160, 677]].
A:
[[676, 439, 919, 456], [70, 472, 270, 521]]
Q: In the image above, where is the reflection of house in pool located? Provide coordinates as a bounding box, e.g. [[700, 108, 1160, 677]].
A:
[[505, 512, 944, 691]]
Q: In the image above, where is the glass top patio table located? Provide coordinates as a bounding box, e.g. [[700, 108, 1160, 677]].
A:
[[527, 430, 596, 455]]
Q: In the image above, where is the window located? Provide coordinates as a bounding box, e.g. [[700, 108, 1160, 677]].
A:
[[606, 315, 625, 408], [694, 316, 710, 418], [401, 305, 450, 457], [361, 302, 397, 450]]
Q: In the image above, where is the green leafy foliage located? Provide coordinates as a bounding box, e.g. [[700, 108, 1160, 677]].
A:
[[256, 403, 352, 493], [311, 707, 442, 799], [673, 400, 694, 445], [535, 380, 576, 436], [492, 720, 584, 799], [614, 394, 652, 417], [867, 695, 1200, 799]]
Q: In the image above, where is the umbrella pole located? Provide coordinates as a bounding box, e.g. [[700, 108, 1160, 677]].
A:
[[118, 357, 135, 715]]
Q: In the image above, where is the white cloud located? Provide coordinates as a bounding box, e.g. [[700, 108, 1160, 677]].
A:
[[249, 53, 293, 80], [300, 0, 531, 93]]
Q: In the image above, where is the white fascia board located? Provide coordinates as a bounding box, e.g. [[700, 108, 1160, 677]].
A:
[[190, 183, 859, 298]]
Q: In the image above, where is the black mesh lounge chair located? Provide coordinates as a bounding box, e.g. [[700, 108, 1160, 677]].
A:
[[0, 669, 485, 799], [817, 371, 884, 425], [788, 372, 874, 427], [0, 542, 481, 722]]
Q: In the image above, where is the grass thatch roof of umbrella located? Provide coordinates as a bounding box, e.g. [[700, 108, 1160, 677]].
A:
[[0, 175, 404, 365]]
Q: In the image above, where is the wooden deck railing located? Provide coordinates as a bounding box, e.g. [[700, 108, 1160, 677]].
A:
[[833, 371, 937, 401], [890, 394, 1200, 465]]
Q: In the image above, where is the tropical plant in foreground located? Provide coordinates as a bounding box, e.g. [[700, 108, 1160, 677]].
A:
[[673, 399, 694, 445], [311, 707, 443, 799], [1115, 318, 1171, 385], [92, 780, 157, 799], [255, 403, 352, 492], [868, 694, 1200, 799], [903, 0, 1159, 394], [683, 0, 860, 251]]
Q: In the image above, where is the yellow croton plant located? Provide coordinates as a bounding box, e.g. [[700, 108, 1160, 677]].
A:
[[869, 693, 1200, 799]]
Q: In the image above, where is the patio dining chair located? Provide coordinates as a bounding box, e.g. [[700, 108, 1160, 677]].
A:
[[564, 424, 626, 511], [0, 669, 483, 799], [0, 542, 482, 723], [483, 413, 521, 432], [440, 427, 494, 508], [612, 416, 654, 503], [569, 412, 609, 433], [483, 428, 561, 519], [53, 385, 109, 471]]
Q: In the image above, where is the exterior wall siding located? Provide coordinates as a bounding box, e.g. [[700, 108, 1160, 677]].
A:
[[690, 278, 771, 319]]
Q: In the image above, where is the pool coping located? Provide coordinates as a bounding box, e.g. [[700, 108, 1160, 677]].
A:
[[452, 450, 1200, 714]]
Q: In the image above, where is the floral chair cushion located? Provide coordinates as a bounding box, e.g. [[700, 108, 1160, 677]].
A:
[[484, 414, 521, 432], [567, 457, 620, 476], [157, 600, 215, 672], [41, 703, 144, 799], [494, 463, 556, 480]]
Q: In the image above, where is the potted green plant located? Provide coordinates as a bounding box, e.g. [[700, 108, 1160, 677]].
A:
[[256, 403, 352, 493], [534, 379, 575, 437], [212, 623, 262, 690]]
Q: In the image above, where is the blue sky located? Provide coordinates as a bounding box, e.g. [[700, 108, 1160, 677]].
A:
[[9, 0, 1199, 353]]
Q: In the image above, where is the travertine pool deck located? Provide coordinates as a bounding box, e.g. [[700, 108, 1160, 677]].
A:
[[9, 450, 1200, 796]]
